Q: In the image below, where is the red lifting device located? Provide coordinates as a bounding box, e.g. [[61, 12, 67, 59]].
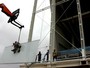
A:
[[0, 3, 24, 29]]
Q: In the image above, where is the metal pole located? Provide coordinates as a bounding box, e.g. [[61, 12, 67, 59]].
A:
[[28, 0, 38, 42], [18, 29, 22, 42], [76, 0, 86, 60]]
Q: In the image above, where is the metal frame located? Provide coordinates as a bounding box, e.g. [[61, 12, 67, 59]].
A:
[[76, 0, 86, 60]]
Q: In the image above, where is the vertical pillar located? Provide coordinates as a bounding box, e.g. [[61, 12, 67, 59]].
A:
[[28, 0, 38, 42], [49, 0, 56, 62], [76, 0, 86, 60]]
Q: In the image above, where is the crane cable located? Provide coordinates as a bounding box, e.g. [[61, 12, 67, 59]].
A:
[[37, 0, 46, 10]]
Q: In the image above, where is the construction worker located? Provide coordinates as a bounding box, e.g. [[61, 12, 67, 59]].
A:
[[46, 50, 49, 62], [11, 41, 21, 54], [43, 50, 49, 62], [53, 49, 57, 61], [37, 51, 42, 62]]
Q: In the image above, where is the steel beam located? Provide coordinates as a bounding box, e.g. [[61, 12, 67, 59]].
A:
[[35, 0, 69, 13], [60, 11, 90, 22]]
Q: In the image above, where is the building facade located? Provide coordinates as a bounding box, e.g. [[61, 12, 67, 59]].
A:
[[22, 0, 90, 68]]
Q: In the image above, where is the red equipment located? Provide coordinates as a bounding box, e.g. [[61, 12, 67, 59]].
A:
[[0, 3, 13, 17], [0, 3, 24, 29]]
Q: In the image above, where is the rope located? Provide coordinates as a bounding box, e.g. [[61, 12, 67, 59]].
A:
[[36, 14, 50, 26], [40, 10, 45, 41], [37, 2, 50, 52], [38, 31, 50, 48], [37, 0, 46, 10]]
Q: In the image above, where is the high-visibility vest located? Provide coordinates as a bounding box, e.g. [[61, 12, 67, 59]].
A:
[[53, 51, 57, 56]]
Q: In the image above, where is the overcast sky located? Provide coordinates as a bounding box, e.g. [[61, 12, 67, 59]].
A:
[[0, 0, 50, 68]]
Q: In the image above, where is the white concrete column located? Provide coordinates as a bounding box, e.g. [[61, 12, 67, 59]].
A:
[[28, 0, 38, 42], [49, 0, 56, 62]]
